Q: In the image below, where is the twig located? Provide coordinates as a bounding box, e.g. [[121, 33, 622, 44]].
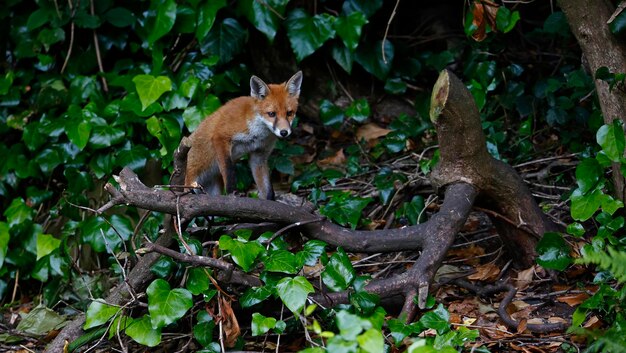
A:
[[90, 0, 108, 92], [381, 0, 401, 63], [263, 217, 326, 249], [61, 0, 76, 73]]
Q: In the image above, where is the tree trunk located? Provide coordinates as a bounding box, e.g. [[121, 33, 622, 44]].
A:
[[558, 0, 626, 201]]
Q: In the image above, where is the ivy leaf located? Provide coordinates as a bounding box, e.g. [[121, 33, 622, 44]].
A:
[[147, 0, 177, 45], [4, 198, 33, 227], [320, 192, 373, 229], [566, 222, 586, 237], [342, 0, 383, 18], [36, 233, 60, 260], [15, 305, 66, 335], [0, 222, 8, 268], [66, 120, 91, 150], [104, 7, 136, 28], [357, 328, 384, 353], [275, 276, 314, 314], [133, 75, 172, 111], [238, 0, 289, 42], [322, 248, 356, 292], [419, 304, 450, 334], [570, 188, 603, 221], [240, 286, 273, 308], [126, 315, 162, 347], [219, 235, 264, 272], [186, 268, 211, 295], [147, 279, 193, 329], [200, 18, 247, 65], [193, 311, 215, 347], [332, 43, 354, 73], [536, 232, 572, 271], [355, 40, 394, 81], [334, 12, 367, 51], [263, 250, 298, 274], [251, 312, 277, 336], [575, 158, 602, 194], [319, 99, 345, 127], [84, 299, 119, 330], [296, 240, 327, 267], [609, 7, 626, 35], [495, 7, 520, 33], [196, 0, 226, 41], [285, 9, 336, 62], [346, 98, 370, 122], [596, 120, 625, 162], [27, 8, 51, 30]]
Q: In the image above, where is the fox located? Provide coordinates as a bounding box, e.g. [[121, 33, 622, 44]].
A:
[[184, 71, 303, 200]]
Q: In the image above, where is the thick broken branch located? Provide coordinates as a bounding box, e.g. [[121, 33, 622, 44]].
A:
[[429, 70, 558, 267]]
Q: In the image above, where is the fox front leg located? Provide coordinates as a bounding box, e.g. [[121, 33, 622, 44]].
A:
[[249, 151, 274, 200]]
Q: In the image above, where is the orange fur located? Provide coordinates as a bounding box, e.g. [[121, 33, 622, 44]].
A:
[[185, 71, 302, 200]]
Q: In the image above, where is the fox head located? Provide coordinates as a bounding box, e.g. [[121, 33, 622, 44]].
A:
[[250, 71, 302, 138]]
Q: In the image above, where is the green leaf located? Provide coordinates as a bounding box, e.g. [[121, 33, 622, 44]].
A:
[[148, 0, 177, 45], [263, 250, 298, 274], [89, 125, 126, 149], [219, 235, 264, 272], [84, 299, 120, 329], [357, 328, 384, 353], [126, 315, 162, 347], [151, 256, 176, 278], [36, 234, 60, 260], [296, 240, 327, 267], [336, 310, 369, 340], [342, 0, 383, 18], [200, 18, 247, 64], [193, 311, 215, 347], [419, 304, 450, 334], [346, 98, 370, 122], [335, 12, 367, 51], [332, 43, 354, 73], [133, 75, 172, 111], [319, 99, 345, 127], [16, 305, 66, 335], [320, 192, 373, 229], [536, 232, 572, 271], [196, 0, 226, 41], [355, 40, 394, 80], [240, 286, 273, 308], [147, 279, 193, 329], [186, 268, 210, 295], [495, 7, 520, 33], [104, 7, 136, 28], [597, 120, 625, 162], [570, 188, 603, 221], [575, 158, 602, 194], [566, 222, 586, 237], [285, 9, 336, 62], [27, 8, 51, 30], [4, 198, 33, 227], [321, 248, 356, 292], [0, 222, 8, 268], [251, 312, 277, 336], [275, 276, 314, 314], [108, 315, 134, 339], [238, 0, 289, 42], [66, 121, 91, 150]]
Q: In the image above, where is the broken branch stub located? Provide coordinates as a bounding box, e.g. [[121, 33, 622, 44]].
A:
[[429, 70, 558, 267]]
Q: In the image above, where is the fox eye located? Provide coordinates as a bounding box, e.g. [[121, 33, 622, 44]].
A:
[[287, 110, 294, 116], [267, 111, 276, 117]]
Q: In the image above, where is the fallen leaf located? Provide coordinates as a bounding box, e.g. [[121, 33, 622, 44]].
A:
[[467, 262, 500, 282], [219, 297, 240, 348], [318, 149, 346, 166], [515, 266, 535, 291], [556, 293, 589, 307], [356, 123, 391, 145], [583, 316, 601, 329], [516, 318, 527, 334]]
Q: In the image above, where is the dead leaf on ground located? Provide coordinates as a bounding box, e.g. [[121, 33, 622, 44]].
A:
[[447, 245, 485, 265], [467, 262, 500, 282], [318, 148, 346, 166], [516, 318, 527, 334], [583, 316, 602, 329], [356, 123, 391, 146], [556, 293, 589, 307], [219, 297, 241, 348], [515, 266, 536, 290]]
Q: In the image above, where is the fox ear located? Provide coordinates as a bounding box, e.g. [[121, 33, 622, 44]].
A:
[[286, 71, 303, 97], [250, 76, 269, 99]]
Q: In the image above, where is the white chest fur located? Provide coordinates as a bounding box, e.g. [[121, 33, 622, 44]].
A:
[[231, 114, 276, 160]]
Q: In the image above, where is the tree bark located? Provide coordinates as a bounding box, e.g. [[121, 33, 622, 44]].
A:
[[558, 0, 626, 201]]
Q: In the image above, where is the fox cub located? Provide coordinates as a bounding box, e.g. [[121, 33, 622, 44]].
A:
[[185, 71, 303, 200]]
